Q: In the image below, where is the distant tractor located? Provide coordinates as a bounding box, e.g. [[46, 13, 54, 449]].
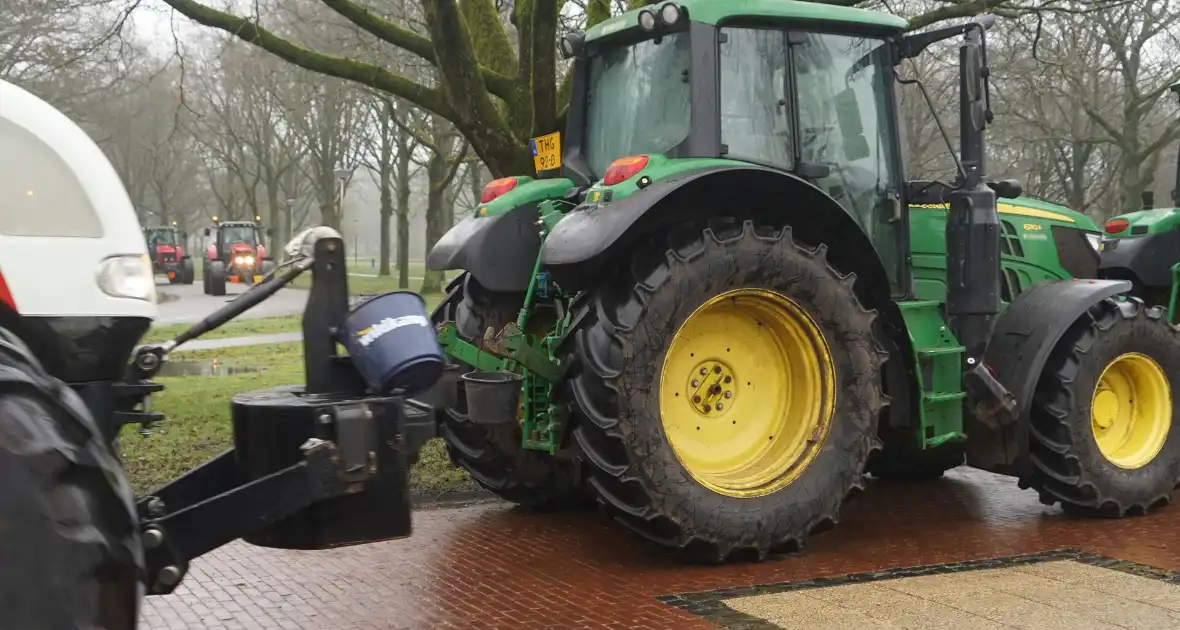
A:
[[1099, 80, 1180, 311], [143, 225, 195, 285], [202, 217, 275, 296], [415, 1, 1180, 562]]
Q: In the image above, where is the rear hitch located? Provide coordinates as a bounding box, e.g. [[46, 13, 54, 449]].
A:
[[963, 360, 1017, 429]]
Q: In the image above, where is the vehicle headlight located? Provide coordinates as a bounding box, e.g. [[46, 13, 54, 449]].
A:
[[235, 256, 244, 265], [1085, 232, 1102, 254], [96, 254, 156, 303], [244, 255, 255, 265]]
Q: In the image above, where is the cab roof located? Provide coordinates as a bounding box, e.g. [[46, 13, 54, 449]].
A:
[[586, 0, 910, 42]]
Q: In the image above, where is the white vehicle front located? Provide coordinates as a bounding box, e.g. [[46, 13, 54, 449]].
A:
[[0, 78, 155, 384]]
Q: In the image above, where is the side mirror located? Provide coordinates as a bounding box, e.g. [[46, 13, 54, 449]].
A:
[[987, 179, 1022, 199], [906, 180, 954, 205], [962, 40, 987, 134], [203, 228, 211, 237]]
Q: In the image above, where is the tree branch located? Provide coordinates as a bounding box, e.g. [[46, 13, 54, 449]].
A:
[[160, 0, 458, 120], [319, 0, 517, 100]]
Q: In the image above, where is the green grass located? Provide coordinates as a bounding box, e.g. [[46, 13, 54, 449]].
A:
[[118, 342, 476, 497], [143, 314, 303, 344]]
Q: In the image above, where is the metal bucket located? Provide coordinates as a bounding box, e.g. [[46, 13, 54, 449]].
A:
[[337, 290, 445, 396], [460, 371, 523, 425]]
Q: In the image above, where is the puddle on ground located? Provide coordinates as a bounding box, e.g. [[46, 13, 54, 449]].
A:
[[157, 359, 265, 377]]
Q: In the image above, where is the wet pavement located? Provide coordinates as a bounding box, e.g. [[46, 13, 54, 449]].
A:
[[154, 281, 309, 325], [139, 466, 1180, 629]]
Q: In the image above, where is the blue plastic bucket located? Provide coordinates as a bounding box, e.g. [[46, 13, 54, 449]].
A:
[[337, 291, 445, 396]]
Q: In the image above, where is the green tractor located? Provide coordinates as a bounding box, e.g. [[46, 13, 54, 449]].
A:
[[1098, 80, 1180, 311], [418, 1, 1180, 561]]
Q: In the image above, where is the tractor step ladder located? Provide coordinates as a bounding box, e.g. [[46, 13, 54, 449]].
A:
[[896, 301, 968, 448]]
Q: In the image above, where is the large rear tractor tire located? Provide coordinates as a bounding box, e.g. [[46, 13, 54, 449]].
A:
[[208, 260, 227, 297], [0, 329, 142, 629], [202, 261, 211, 294], [570, 219, 885, 561], [1026, 297, 1180, 516], [434, 273, 585, 509]]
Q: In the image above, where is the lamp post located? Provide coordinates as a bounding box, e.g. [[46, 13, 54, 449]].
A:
[[333, 167, 350, 260], [286, 197, 296, 243]]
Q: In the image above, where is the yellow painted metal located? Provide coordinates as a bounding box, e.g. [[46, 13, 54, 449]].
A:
[[658, 288, 836, 498], [1090, 352, 1172, 469]]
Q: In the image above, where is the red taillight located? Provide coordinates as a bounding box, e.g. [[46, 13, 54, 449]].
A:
[[480, 177, 519, 203], [603, 155, 650, 186], [1104, 218, 1129, 234], [0, 269, 15, 312]]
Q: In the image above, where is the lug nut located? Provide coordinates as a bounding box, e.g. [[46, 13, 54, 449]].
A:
[[691, 379, 700, 387], [713, 366, 722, 374], [700, 367, 707, 375], [724, 376, 732, 383], [703, 404, 711, 412], [692, 395, 701, 403], [716, 402, 724, 410], [158, 565, 182, 587], [724, 391, 732, 398], [143, 527, 164, 549]]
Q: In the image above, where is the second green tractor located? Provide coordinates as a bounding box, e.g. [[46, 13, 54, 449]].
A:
[[413, 1, 1180, 561]]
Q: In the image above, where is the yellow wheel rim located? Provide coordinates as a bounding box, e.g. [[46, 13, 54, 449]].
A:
[[658, 288, 836, 498], [1090, 352, 1172, 469]]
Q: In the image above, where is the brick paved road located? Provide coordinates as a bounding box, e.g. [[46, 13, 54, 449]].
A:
[[140, 467, 1180, 629]]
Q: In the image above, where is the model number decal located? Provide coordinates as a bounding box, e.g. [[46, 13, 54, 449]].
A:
[[1023, 223, 1042, 231]]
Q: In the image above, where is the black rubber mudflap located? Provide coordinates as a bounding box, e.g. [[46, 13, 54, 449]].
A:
[[0, 328, 143, 629]]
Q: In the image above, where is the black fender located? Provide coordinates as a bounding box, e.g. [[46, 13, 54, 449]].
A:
[[425, 205, 541, 293], [540, 165, 894, 308], [1098, 230, 1180, 289], [969, 278, 1132, 476]]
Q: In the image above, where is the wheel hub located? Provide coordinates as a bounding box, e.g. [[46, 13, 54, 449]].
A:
[[1091, 386, 1119, 431], [685, 360, 737, 416], [1089, 352, 1172, 470]]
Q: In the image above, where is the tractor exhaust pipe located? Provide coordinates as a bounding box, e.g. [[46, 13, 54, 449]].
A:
[[1143, 191, 1154, 210], [945, 22, 1000, 361]]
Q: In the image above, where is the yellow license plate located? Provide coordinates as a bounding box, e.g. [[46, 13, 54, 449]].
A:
[[530, 132, 561, 173]]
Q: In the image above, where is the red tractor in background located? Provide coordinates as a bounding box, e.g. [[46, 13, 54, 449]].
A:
[[143, 225, 195, 285], [202, 217, 276, 296]]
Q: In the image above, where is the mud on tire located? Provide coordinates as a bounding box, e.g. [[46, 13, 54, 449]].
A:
[[434, 273, 585, 508], [0, 328, 142, 629], [569, 219, 885, 561], [1026, 297, 1180, 516]]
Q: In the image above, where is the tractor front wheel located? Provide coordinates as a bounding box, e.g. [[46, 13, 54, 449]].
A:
[[0, 329, 142, 629], [434, 273, 585, 508], [208, 261, 227, 297], [180, 258, 195, 285], [1027, 297, 1180, 516], [570, 219, 884, 561]]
